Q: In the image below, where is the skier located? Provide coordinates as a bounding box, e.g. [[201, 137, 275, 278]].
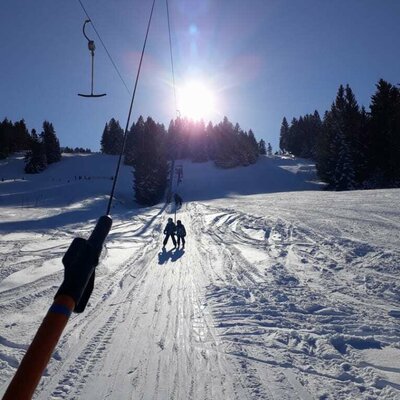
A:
[[163, 217, 176, 248], [174, 193, 183, 208], [176, 220, 186, 249]]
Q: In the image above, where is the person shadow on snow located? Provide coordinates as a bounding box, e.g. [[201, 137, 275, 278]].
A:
[[158, 247, 185, 265]]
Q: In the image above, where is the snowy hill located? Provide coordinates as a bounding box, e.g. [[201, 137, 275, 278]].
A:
[[0, 154, 400, 399]]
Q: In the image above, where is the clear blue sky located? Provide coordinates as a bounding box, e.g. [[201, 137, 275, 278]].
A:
[[1, 0, 400, 151]]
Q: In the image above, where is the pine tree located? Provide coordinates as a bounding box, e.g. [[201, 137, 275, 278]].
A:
[[0, 119, 12, 159], [25, 129, 48, 173], [41, 121, 61, 164], [333, 131, 355, 190], [100, 122, 110, 153], [166, 119, 176, 160], [247, 129, 259, 164], [214, 117, 237, 168], [317, 87, 345, 185], [128, 116, 146, 166], [206, 121, 216, 160], [340, 85, 367, 184], [310, 110, 322, 159], [212, 118, 261, 168], [353, 105, 369, 183], [134, 117, 168, 205], [238, 128, 251, 166], [267, 142, 272, 156], [101, 118, 124, 155], [13, 119, 31, 151], [368, 79, 400, 184], [109, 118, 124, 155], [166, 117, 189, 160], [189, 120, 208, 162], [282, 112, 321, 159], [258, 139, 266, 155], [316, 84, 363, 188], [316, 110, 336, 183], [124, 120, 138, 166], [0, 118, 25, 157], [235, 123, 248, 166], [279, 117, 290, 153], [288, 117, 302, 155]]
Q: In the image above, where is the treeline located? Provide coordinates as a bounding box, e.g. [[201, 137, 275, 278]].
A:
[[165, 117, 260, 168], [100, 116, 265, 205], [279, 79, 400, 190], [62, 147, 92, 154], [0, 119, 31, 159], [0, 118, 62, 173], [24, 122, 62, 173], [101, 116, 265, 167]]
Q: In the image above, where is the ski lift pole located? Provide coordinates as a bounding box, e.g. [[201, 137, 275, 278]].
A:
[[167, 159, 175, 203], [86, 23, 97, 97], [174, 202, 177, 224], [2, 215, 112, 400], [90, 40, 95, 95]]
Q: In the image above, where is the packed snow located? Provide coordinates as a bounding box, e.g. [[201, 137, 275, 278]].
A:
[[0, 153, 399, 399]]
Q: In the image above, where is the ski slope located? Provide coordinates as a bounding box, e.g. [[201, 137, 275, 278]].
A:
[[0, 154, 400, 399]]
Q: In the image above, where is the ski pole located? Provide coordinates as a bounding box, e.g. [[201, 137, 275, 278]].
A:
[[2, 215, 112, 400]]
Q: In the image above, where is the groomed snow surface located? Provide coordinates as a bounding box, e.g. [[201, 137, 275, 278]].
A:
[[0, 154, 399, 400]]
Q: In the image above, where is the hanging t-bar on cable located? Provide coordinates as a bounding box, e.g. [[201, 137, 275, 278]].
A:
[[78, 19, 106, 98]]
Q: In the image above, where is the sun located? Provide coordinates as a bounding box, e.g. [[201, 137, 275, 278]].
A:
[[177, 80, 216, 120]]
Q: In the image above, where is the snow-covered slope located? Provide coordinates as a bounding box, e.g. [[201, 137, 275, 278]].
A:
[[0, 154, 399, 399]]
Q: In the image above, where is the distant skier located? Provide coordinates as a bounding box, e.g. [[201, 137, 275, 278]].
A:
[[174, 193, 183, 208], [176, 220, 186, 249], [163, 217, 176, 248]]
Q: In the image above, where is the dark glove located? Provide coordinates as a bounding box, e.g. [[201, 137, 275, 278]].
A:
[[55, 215, 112, 313]]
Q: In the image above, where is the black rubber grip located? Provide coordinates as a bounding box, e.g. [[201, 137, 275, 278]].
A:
[[88, 215, 113, 254]]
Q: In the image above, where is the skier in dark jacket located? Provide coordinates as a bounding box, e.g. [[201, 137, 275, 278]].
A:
[[163, 217, 177, 247], [174, 193, 183, 208], [176, 220, 186, 248]]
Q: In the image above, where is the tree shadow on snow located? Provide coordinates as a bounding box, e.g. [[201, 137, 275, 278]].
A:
[[0, 208, 95, 232], [178, 157, 323, 202]]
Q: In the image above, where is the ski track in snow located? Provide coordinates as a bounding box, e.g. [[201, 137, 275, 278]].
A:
[[191, 200, 400, 399], [27, 206, 248, 400], [0, 155, 400, 399]]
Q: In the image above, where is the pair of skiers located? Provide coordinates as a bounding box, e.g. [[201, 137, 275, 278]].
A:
[[163, 218, 186, 248]]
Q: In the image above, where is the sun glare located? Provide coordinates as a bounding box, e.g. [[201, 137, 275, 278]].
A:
[[178, 80, 216, 120]]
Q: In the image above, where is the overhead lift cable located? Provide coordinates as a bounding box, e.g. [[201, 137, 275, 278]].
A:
[[106, 0, 157, 215], [166, 0, 178, 116], [2, 1, 157, 398], [77, 0, 131, 96], [165, 0, 178, 203]]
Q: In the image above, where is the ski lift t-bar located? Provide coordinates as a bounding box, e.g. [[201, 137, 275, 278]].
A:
[[2, 215, 112, 400], [78, 19, 106, 98]]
